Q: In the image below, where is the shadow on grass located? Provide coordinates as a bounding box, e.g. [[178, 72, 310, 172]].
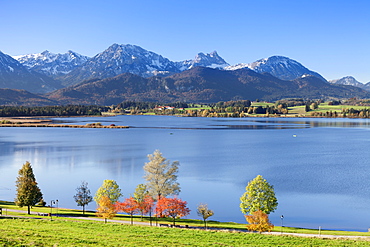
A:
[[0, 216, 17, 220]]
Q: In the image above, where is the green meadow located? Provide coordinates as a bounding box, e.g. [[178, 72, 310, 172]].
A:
[[2, 217, 370, 246], [1, 201, 370, 246]]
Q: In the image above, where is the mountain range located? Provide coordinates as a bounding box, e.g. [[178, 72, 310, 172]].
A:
[[12, 44, 329, 86], [46, 67, 370, 105], [0, 43, 369, 105]]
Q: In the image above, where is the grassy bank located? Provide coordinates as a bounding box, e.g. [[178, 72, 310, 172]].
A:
[[2, 200, 369, 236], [1, 217, 369, 246], [1, 200, 370, 246]]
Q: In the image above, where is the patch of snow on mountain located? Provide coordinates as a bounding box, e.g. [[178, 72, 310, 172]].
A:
[[224, 63, 249, 70]]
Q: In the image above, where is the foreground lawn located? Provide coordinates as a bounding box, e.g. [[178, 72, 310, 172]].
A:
[[2, 200, 370, 237], [1, 218, 369, 246]]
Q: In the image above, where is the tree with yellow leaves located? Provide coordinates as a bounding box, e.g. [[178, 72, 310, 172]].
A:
[[245, 210, 274, 232], [96, 196, 116, 223]]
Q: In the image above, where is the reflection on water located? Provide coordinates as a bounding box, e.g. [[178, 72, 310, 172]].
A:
[[213, 118, 370, 129], [1, 116, 370, 231], [211, 124, 308, 130]]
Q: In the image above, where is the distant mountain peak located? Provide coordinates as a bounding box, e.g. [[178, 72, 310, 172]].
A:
[[329, 76, 365, 89], [60, 43, 180, 86], [0, 51, 62, 93], [176, 51, 229, 71], [249, 55, 301, 68], [225, 55, 326, 82], [13, 50, 89, 77]]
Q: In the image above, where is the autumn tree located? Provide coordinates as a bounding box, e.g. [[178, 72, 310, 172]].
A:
[[240, 175, 278, 215], [245, 210, 274, 232], [310, 102, 318, 110], [73, 181, 93, 215], [197, 203, 214, 229], [143, 150, 180, 200], [15, 161, 43, 215], [94, 179, 122, 204], [96, 196, 116, 223], [115, 197, 139, 225], [133, 184, 152, 220], [156, 197, 190, 226], [142, 194, 155, 225]]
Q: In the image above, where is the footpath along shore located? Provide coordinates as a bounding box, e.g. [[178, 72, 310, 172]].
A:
[[2, 208, 370, 241]]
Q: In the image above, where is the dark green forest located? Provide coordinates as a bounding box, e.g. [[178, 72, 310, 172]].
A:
[[0, 105, 109, 117]]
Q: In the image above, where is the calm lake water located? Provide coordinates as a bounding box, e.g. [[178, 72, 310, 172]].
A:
[[1, 115, 370, 231]]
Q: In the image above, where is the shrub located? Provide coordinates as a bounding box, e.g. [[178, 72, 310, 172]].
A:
[[245, 210, 274, 233]]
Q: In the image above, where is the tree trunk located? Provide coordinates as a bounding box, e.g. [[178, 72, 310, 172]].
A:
[[149, 210, 152, 226], [157, 194, 163, 218], [173, 217, 176, 226], [82, 205, 85, 215], [27, 205, 31, 215]]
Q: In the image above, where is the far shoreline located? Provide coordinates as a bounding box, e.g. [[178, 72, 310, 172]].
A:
[[0, 116, 129, 128]]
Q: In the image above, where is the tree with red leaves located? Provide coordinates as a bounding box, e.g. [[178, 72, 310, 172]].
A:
[[142, 194, 155, 225], [115, 197, 139, 225], [135, 194, 154, 219], [133, 184, 155, 221], [156, 197, 190, 226]]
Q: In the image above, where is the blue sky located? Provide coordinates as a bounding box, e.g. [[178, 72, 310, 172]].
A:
[[1, 0, 370, 82]]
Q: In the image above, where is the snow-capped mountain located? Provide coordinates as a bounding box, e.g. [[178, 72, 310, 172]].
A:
[[61, 44, 181, 86], [175, 51, 229, 71], [225, 56, 327, 82], [329, 76, 370, 92], [15, 44, 330, 89], [13, 50, 89, 78], [0, 51, 25, 74], [0, 51, 62, 93], [329, 76, 364, 87], [11, 43, 370, 97]]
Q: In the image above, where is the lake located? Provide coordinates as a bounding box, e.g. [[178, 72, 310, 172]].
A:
[[1, 115, 370, 231]]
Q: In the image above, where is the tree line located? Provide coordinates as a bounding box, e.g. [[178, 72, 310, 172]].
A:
[[185, 105, 288, 118], [15, 151, 278, 232], [0, 105, 109, 117], [112, 100, 290, 117], [4, 98, 370, 119], [116, 101, 189, 110]]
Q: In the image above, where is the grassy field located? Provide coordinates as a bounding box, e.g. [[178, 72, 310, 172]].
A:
[[104, 101, 370, 118], [288, 103, 370, 117], [1, 217, 370, 246], [183, 102, 370, 118], [2, 200, 370, 236], [1, 201, 370, 246]]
